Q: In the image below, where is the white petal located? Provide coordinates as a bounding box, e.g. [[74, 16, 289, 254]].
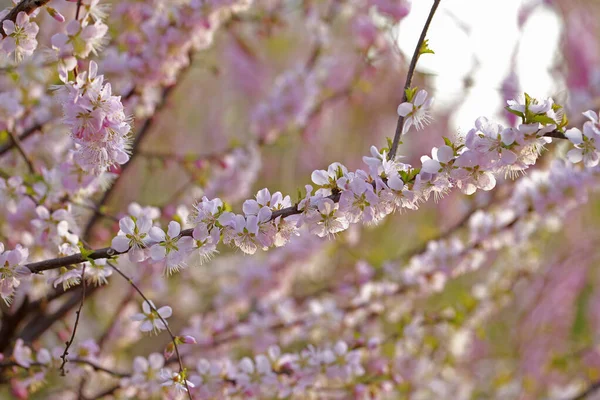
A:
[[140, 320, 154, 332], [311, 170, 330, 186], [158, 306, 172, 318], [111, 235, 130, 252], [397, 102, 412, 117], [421, 158, 441, 174], [565, 128, 583, 145], [149, 227, 166, 242], [143, 300, 154, 314], [119, 217, 135, 234], [501, 150, 518, 165], [566, 148, 583, 163], [137, 217, 152, 233], [167, 221, 180, 237], [150, 244, 166, 261], [436, 145, 454, 163]]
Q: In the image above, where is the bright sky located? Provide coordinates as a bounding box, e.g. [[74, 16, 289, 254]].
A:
[[396, 0, 563, 133]]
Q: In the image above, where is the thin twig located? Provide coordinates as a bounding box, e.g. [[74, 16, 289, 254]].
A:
[[569, 381, 600, 400], [75, 0, 83, 20], [388, 0, 442, 160], [106, 261, 193, 399], [87, 384, 121, 399], [59, 265, 87, 375], [0, 358, 128, 378], [0, 121, 46, 156], [7, 130, 35, 173]]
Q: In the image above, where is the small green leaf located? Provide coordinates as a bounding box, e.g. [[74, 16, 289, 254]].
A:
[[404, 87, 418, 102], [559, 113, 569, 130], [79, 245, 94, 262], [505, 106, 524, 119], [419, 39, 435, 55], [529, 114, 556, 126]]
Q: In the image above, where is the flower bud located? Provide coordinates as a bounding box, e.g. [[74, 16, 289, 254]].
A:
[[46, 7, 65, 22]]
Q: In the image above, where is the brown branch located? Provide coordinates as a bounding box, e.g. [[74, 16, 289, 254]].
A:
[[75, 0, 83, 20], [0, 358, 128, 378], [0, 298, 29, 352], [59, 265, 87, 375], [106, 261, 193, 399], [23, 124, 574, 276], [569, 381, 600, 400], [0, 0, 52, 37], [87, 384, 121, 399], [17, 285, 100, 344], [7, 130, 35, 173], [388, 0, 442, 160], [0, 122, 45, 157]]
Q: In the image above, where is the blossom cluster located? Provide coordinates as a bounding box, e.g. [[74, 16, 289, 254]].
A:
[[107, 93, 579, 266], [57, 61, 131, 174]]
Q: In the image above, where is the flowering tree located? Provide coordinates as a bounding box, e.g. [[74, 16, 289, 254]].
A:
[[1, 0, 600, 398]]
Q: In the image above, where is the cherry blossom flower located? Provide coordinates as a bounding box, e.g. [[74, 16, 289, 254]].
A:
[[338, 174, 380, 223], [85, 258, 112, 286], [13, 339, 33, 368], [1, 12, 39, 62], [190, 359, 224, 397], [0, 244, 31, 305], [306, 198, 350, 237], [397, 89, 434, 132], [111, 216, 153, 262], [234, 355, 278, 396], [160, 369, 195, 393], [148, 221, 195, 275], [565, 122, 600, 167], [420, 145, 455, 174], [189, 196, 224, 234], [125, 353, 164, 394], [50, 264, 83, 291], [192, 224, 220, 263], [222, 208, 272, 254], [131, 300, 172, 334], [311, 162, 348, 194]]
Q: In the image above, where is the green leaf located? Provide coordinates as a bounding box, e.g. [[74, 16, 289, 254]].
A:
[[529, 114, 556, 126], [404, 87, 418, 102], [443, 136, 453, 147], [505, 106, 524, 119], [559, 113, 569, 130], [79, 245, 95, 262], [419, 39, 435, 55], [524, 92, 533, 108]]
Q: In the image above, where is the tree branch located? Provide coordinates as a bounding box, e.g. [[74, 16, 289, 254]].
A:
[[7, 130, 35, 173], [106, 261, 192, 399], [59, 265, 87, 375], [569, 381, 600, 400], [388, 0, 442, 160], [0, 121, 45, 157], [0, 358, 128, 378]]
